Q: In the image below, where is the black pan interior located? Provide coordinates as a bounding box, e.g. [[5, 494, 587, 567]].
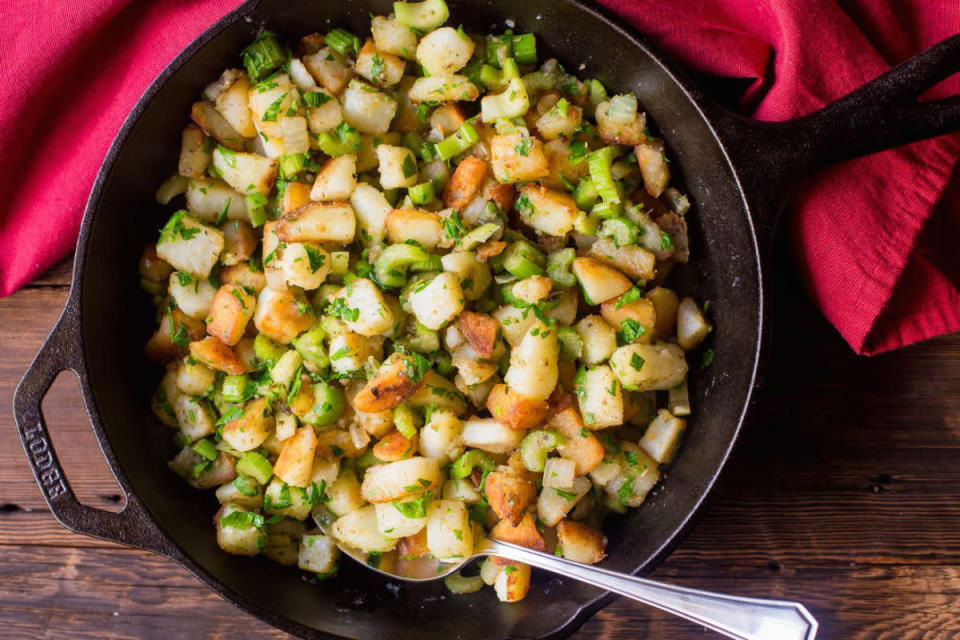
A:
[[78, 0, 762, 637]]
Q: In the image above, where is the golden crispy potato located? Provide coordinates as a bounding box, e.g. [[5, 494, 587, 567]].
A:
[[373, 429, 418, 462], [443, 156, 488, 211], [549, 407, 605, 476], [354, 353, 425, 413], [486, 384, 548, 431], [221, 397, 274, 452], [274, 426, 319, 487], [457, 311, 499, 359], [207, 285, 256, 346], [189, 336, 246, 374], [145, 310, 205, 364], [489, 512, 546, 564], [600, 296, 656, 345], [556, 519, 607, 564], [484, 470, 536, 525]]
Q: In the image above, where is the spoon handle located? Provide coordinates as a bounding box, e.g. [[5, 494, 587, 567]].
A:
[[480, 539, 818, 640]]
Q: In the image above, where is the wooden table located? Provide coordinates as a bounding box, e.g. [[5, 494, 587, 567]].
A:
[[2, 243, 958, 639]]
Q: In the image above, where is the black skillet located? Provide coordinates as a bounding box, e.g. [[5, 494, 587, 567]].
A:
[[14, 0, 960, 638]]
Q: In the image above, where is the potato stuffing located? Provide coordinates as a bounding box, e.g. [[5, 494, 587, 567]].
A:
[[142, 0, 710, 604]]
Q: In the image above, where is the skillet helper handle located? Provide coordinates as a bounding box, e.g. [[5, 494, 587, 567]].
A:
[[482, 539, 818, 640], [13, 300, 170, 555]]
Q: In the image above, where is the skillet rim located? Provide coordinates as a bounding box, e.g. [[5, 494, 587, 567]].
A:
[[66, 0, 765, 637]]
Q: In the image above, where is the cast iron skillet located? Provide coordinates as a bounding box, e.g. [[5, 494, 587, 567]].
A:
[[14, 0, 960, 638]]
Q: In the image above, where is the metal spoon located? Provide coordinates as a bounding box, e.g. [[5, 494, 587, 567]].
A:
[[313, 510, 817, 640]]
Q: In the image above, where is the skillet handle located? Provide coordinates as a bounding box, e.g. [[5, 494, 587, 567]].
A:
[[13, 298, 173, 556], [708, 33, 960, 237]]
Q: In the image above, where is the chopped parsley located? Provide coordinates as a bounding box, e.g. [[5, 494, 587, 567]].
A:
[[401, 153, 418, 178], [329, 297, 360, 323], [514, 137, 532, 156], [159, 210, 201, 243], [303, 90, 332, 107], [618, 319, 647, 344], [553, 488, 577, 500], [330, 346, 351, 361], [442, 211, 466, 241], [701, 348, 715, 369], [630, 353, 646, 371], [262, 92, 288, 122], [613, 287, 642, 310], [660, 231, 674, 250], [514, 193, 534, 217], [370, 54, 385, 84], [219, 510, 263, 530], [305, 245, 326, 272]]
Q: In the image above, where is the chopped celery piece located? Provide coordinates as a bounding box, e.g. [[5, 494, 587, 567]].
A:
[[408, 181, 436, 205], [242, 32, 286, 81], [434, 352, 454, 377], [511, 34, 537, 65], [374, 243, 432, 288], [500, 58, 520, 81], [435, 121, 480, 161], [588, 146, 621, 204], [329, 251, 350, 275], [459, 222, 501, 250], [394, 0, 450, 30], [393, 403, 422, 439], [293, 326, 329, 368], [233, 474, 260, 497], [245, 192, 268, 227], [309, 382, 345, 426], [396, 321, 440, 353], [591, 200, 623, 219], [450, 449, 496, 479], [325, 28, 361, 56], [573, 211, 601, 235], [520, 430, 567, 472], [522, 71, 556, 94], [599, 216, 639, 247], [480, 77, 529, 121], [193, 438, 218, 461], [486, 34, 512, 68], [278, 153, 307, 179], [557, 326, 583, 360], [222, 374, 253, 403], [546, 248, 576, 288], [402, 131, 426, 158], [318, 122, 362, 157], [573, 177, 599, 211], [480, 64, 505, 91], [410, 254, 443, 272], [254, 334, 286, 366], [236, 452, 273, 484], [588, 79, 609, 108], [504, 255, 542, 279]]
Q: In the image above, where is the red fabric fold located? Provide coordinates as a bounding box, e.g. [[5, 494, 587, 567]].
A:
[[1, 0, 958, 354]]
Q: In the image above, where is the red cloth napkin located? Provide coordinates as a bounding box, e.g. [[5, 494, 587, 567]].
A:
[[1, 1, 958, 354]]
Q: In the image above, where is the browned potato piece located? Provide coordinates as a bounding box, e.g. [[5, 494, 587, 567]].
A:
[[316, 429, 364, 460], [646, 286, 680, 339], [288, 377, 315, 420], [189, 336, 246, 374], [274, 426, 318, 487], [494, 562, 531, 602], [489, 512, 546, 562], [490, 134, 549, 184], [476, 239, 507, 262], [635, 138, 670, 198], [354, 353, 425, 413], [487, 182, 516, 213], [178, 124, 210, 178], [600, 297, 656, 345], [457, 311, 499, 359], [556, 519, 607, 564], [385, 209, 443, 249], [572, 257, 633, 304], [221, 397, 274, 452], [373, 429, 417, 462], [398, 529, 430, 558], [280, 182, 312, 214], [443, 156, 488, 211], [145, 310, 205, 364], [221, 220, 257, 266], [588, 237, 656, 282], [170, 448, 237, 489], [276, 201, 356, 244], [486, 384, 548, 431], [253, 287, 315, 344], [207, 285, 256, 346], [221, 262, 267, 295], [549, 407, 605, 476], [190, 100, 244, 150], [430, 103, 466, 135], [484, 470, 536, 525]]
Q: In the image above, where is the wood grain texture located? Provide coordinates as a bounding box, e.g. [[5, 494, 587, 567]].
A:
[[0, 252, 958, 639]]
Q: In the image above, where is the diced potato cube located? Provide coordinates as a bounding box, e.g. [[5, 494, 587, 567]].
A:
[[504, 322, 559, 401], [191, 100, 243, 150], [416, 27, 474, 76], [456, 311, 499, 358], [461, 418, 525, 454], [333, 278, 395, 336], [550, 408, 605, 475], [174, 394, 216, 441], [332, 505, 398, 553], [303, 47, 354, 95], [639, 409, 686, 464], [426, 499, 473, 562], [609, 343, 688, 391], [635, 138, 670, 197], [221, 397, 274, 452], [575, 315, 616, 366], [407, 272, 464, 330], [494, 563, 531, 602], [577, 364, 623, 429], [537, 475, 591, 527], [418, 408, 464, 462], [215, 504, 266, 556], [274, 425, 318, 487], [355, 38, 406, 88], [408, 75, 480, 102], [298, 532, 340, 574], [588, 237, 656, 282], [377, 145, 419, 189], [677, 297, 711, 350], [311, 155, 357, 201], [516, 185, 576, 236], [207, 284, 256, 345], [145, 310, 205, 364], [372, 15, 419, 59], [489, 512, 546, 553], [179, 125, 211, 178], [278, 242, 330, 291], [156, 213, 224, 279], [350, 183, 392, 245], [484, 470, 536, 524], [443, 156, 487, 211], [169, 272, 216, 320], [605, 444, 660, 507], [221, 219, 257, 266], [264, 479, 313, 520], [343, 81, 398, 135], [326, 468, 366, 516], [406, 371, 468, 416], [556, 519, 607, 564], [247, 74, 297, 138], [486, 384, 548, 431], [572, 257, 632, 305], [543, 457, 576, 490], [307, 96, 344, 134], [212, 146, 277, 196], [490, 134, 549, 184], [354, 353, 425, 413], [184, 177, 247, 224], [328, 331, 370, 375], [176, 358, 215, 396], [595, 99, 646, 145], [360, 457, 443, 503], [646, 286, 679, 339], [536, 102, 583, 140], [375, 501, 426, 538], [189, 336, 246, 374], [253, 287, 316, 344], [276, 201, 357, 245], [385, 208, 442, 249], [600, 296, 655, 345], [215, 75, 256, 137], [441, 251, 492, 301], [493, 305, 537, 347]]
